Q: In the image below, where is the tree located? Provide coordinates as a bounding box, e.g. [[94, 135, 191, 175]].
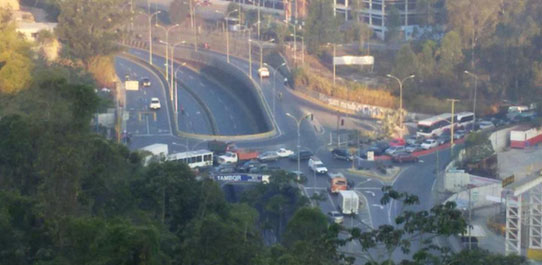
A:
[[55, 0, 130, 69], [348, 186, 467, 264], [392, 44, 418, 80], [304, 0, 339, 54], [446, 0, 501, 68], [437, 31, 464, 77], [282, 207, 328, 247], [464, 131, 494, 164], [0, 9, 34, 94], [417, 40, 437, 81], [386, 5, 402, 42], [169, 0, 190, 25]]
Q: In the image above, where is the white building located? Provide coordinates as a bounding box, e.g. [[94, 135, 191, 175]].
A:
[[334, 0, 429, 40], [16, 22, 57, 42]]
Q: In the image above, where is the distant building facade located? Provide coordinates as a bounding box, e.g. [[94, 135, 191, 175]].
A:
[[335, 0, 427, 40]]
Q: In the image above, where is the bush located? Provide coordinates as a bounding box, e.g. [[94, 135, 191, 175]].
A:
[[292, 66, 396, 108]]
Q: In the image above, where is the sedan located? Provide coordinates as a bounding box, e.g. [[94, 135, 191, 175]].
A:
[[149, 97, 161, 110], [141, 77, 151, 87], [289, 150, 313, 161], [405, 144, 422, 153], [258, 151, 280, 162], [391, 152, 419, 163], [238, 160, 266, 173], [385, 146, 406, 156], [331, 148, 353, 161], [328, 211, 344, 224], [421, 139, 438, 150], [276, 148, 294, 158], [454, 130, 466, 140], [477, 121, 495, 131]]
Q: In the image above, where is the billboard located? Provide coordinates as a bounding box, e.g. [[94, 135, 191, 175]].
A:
[[214, 174, 270, 184], [333, 56, 374, 66]]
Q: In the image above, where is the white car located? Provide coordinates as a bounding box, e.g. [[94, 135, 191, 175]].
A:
[[149, 97, 161, 110], [327, 211, 344, 224], [258, 67, 270, 78], [421, 139, 438, 150], [276, 148, 294, 158], [308, 157, 328, 174], [477, 121, 495, 131]]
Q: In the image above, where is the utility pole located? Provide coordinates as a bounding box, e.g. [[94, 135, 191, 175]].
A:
[[464, 70, 479, 129], [447, 98, 460, 157]]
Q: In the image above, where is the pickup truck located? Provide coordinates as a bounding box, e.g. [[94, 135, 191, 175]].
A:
[[218, 150, 260, 164], [308, 157, 328, 174]]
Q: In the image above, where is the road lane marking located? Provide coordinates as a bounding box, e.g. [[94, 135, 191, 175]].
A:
[[371, 204, 384, 210], [199, 81, 204, 87], [364, 191, 376, 197]]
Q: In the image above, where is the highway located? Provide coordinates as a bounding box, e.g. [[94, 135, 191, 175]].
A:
[[117, 42, 457, 263], [129, 48, 261, 136]]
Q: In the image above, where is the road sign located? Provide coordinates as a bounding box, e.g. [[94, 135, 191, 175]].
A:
[[214, 174, 270, 184], [502, 175, 515, 188]]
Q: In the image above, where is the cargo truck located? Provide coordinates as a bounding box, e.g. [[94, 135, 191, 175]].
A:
[[338, 190, 359, 215], [217, 150, 260, 164]]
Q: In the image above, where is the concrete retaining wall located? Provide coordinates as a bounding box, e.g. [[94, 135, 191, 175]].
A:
[[172, 47, 273, 134]]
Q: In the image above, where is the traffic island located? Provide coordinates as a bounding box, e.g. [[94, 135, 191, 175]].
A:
[[346, 166, 402, 183]]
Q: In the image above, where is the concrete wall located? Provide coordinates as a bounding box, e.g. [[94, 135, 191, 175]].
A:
[[173, 48, 273, 133], [489, 127, 514, 152]]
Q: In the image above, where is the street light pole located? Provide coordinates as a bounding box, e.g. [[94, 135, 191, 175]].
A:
[[222, 9, 238, 63], [170, 41, 186, 92], [248, 38, 253, 78], [300, 35, 304, 65], [464, 70, 479, 129], [156, 24, 180, 81], [285, 112, 313, 181], [386, 74, 415, 139], [273, 62, 287, 117], [142, 10, 161, 65], [333, 43, 336, 86]]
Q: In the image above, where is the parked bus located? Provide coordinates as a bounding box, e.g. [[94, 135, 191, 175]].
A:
[[456, 112, 474, 130], [168, 149, 213, 169], [416, 113, 455, 138]]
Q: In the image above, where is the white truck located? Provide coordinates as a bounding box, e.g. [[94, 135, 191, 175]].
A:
[[338, 190, 359, 215], [308, 157, 328, 174]]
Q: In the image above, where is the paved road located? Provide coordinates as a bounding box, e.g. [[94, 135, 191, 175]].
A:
[[129, 48, 260, 135], [116, 57, 174, 136]]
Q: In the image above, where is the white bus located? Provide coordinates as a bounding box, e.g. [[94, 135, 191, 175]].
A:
[[167, 149, 213, 169], [416, 113, 455, 138], [456, 112, 474, 129]]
